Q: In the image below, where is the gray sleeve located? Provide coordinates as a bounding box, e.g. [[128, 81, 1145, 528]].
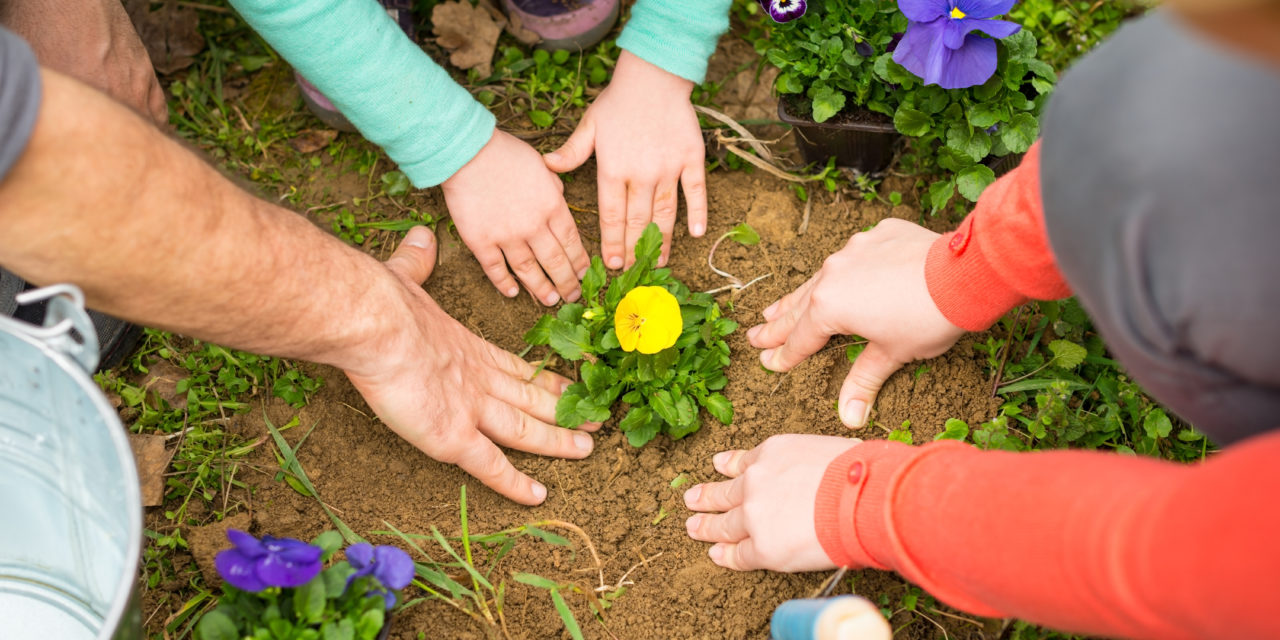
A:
[[0, 25, 41, 181], [1039, 11, 1280, 445]]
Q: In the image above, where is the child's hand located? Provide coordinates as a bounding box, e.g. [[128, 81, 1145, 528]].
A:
[[544, 51, 707, 269], [443, 129, 590, 305]]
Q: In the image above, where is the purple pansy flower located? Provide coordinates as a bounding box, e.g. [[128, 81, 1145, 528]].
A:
[[214, 530, 323, 592], [345, 543, 415, 609], [756, 0, 806, 23], [892, 0, 1021, 89]]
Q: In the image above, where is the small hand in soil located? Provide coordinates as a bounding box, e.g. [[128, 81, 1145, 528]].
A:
[[342, 227, 599, 505], [544, 51, 708, 270], [746, 219, 966, 427], [444, 129, 590, 306], [684, 434, 860, 572]]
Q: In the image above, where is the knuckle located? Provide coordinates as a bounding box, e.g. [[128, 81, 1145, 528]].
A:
[[510, 255, 540, 273], [599, 207, 626, 226]]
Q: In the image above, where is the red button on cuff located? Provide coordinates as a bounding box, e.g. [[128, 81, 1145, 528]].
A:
[[847, 461, 865, 484], [948, 233, 967, 252]]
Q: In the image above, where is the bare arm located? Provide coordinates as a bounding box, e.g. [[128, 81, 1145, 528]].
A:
[[0, 68, 597, 504]]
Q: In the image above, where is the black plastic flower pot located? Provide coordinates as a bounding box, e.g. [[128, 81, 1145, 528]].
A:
[[777, 98, 902, 174]]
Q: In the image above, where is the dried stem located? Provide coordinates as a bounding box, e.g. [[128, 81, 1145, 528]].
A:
[[597, 552, 665, 592], [530, 520, 607, 591]]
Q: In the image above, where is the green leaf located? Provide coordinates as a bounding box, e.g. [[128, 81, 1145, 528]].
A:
[[523, 315, 554, 346], [776, 73, 805, 94], [845, 342, 866, 363], [312, 530, 343, 559], [619, 407, 661, 447], [935, 418, 970, 441], [667, 414, 701, 440], [575, 396, 611, 423], [1001, 30, 1037, 62], [703, 392, 733, 425], [673, 392, 697, 426], [195, 610, 238, 640], [355, 609, 384, 640], [1143, 409, 1173, 439], [293, 577, 327, 625], [557, 303, 585, 324], [888, 427, 913, 444], [580, 360, 617, 395], [548, 322, 591, 360], [966, 103, 1005, 129], [956, 164, 996, 202], [927, 179, 955, 215], [513, 572, 561, 590], [650, 390, 680, 427], [810, 84, 846, 123], [529, 110, 554, 128], [322, 620, 355, 640], [634, 223, 663, 266], [581, 256, 606, 300], [556, 383, 588, 428], [321, 562, 355, 599], [893, 107, 931, 137], [523, 526, 572, 547], [380, 171, 411, 197], [1048, 339, 1087, 370], [946, 124, 993, 163], [726, 223, 760, 246], [1000, 113, 1039, 154], [550, 589, 585, 640]]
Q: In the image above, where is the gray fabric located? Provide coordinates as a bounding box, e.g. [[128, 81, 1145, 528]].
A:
[[0, 25, 40, 182], [1041, 11, 1280, 446]]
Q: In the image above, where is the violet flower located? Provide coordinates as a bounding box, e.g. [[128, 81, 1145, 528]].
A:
[[345, 543, 415, 609], [892, 0, 1021, 89], [756, 0, 806, 23], [214, 530, 323, 592]]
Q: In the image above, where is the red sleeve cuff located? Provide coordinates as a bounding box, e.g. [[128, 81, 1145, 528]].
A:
[[926, 217, 1030, 332], [813, 441, 917, 570]]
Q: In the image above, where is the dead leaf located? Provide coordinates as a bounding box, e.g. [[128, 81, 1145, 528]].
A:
[[432, 0, 503, 77], [128, 433, 173, 507], [124, 0, 206, 75], [140, 360, 188, 410], [503, 10, 543, 46], [290, 129, 340, 154]]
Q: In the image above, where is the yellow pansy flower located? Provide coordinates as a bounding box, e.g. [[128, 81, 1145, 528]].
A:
[[614, 286, 682, 354]]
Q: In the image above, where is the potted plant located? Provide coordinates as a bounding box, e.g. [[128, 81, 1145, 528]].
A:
[[758, 0, 1055, 209], [524, 224, 736, 447], [195, 530, 414, 640]]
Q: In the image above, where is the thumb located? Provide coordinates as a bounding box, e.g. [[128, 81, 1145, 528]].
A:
[[543, 117, 596, 173], [384, 225, 438, 285], [838, 342, 905, 428]]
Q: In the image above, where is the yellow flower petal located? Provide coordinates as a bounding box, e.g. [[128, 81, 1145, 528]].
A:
[[614, 286, 682, 354]]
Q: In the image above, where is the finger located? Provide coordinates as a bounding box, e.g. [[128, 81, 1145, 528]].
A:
[[550, 212, 590, 280], [681, 163, 708, 239], [686, 508, 747, 543], [683, 478, 744, 513], [748, 283, 816, 349], [711, 448, 763, 478], [838, 342, 906, 428], [652, 179, 679, 267], [599, 176, 628, 270], [148, 82, 168, 126], [479, 398, 594, 459], [483, 361, 563, 426], [384, 226, 439, 284], [709, 539, 763, 571], [503, 243, 560, 306], [544, 116, 596, 173], [450, 428, 548, 505], [761, 310, 835, 372], [475, 245, 520, 298], [530, 228, 582, 303], [482, 343, 568, 394], [623, 182, 655, 268]]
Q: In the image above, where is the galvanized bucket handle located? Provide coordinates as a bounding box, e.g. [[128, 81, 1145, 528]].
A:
[[0, 283, 100, 372]]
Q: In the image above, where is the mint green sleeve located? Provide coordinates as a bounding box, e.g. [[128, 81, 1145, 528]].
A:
[[227, 0, 494, 187], [616, 0, 734, 84]]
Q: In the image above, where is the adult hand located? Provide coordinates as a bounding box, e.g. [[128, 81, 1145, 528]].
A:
[[748, 219, 966, 427], [443, 129, 590, 306], [343, 227, 598, 505], [1, 0, 167, 125], [684, 434, 861, 571], [544, 51, 707, 269]]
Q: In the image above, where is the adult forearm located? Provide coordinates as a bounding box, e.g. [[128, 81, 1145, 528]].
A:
[[0, 68, 407, 375]]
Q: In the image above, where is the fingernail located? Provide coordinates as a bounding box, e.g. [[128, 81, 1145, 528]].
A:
[[763, 301, 780, 318], [531, 482, 547, 503], [607, 256, 623, 269], [566, 288, 582, 303], [577, 266, 588, 280], [712, 451, 732, 469], [760, 349, 776, 369], [658, 254, 668, 267], [708, 544, 724, 562], [546, 152, 559, 163], [841, 399, 869, 428], [561, 381, 572, 393], [693, 222, 705, 237], [684, 484, 702, 506], [747, 325, 761, 341], [404, 228, 433, 249], [544, 291, 560, 305], [573, 432, 593, 453], [506, 286, 519, 298], [685, 515, 702, 534]]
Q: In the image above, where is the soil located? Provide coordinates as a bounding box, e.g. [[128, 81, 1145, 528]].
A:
[[138, 25, 1006, 640]]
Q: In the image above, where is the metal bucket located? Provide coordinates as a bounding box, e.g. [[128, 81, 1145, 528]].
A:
[[0, 285, 142, 639]]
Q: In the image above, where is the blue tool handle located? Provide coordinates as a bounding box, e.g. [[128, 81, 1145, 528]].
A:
[[771, 595, 889, 640]]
